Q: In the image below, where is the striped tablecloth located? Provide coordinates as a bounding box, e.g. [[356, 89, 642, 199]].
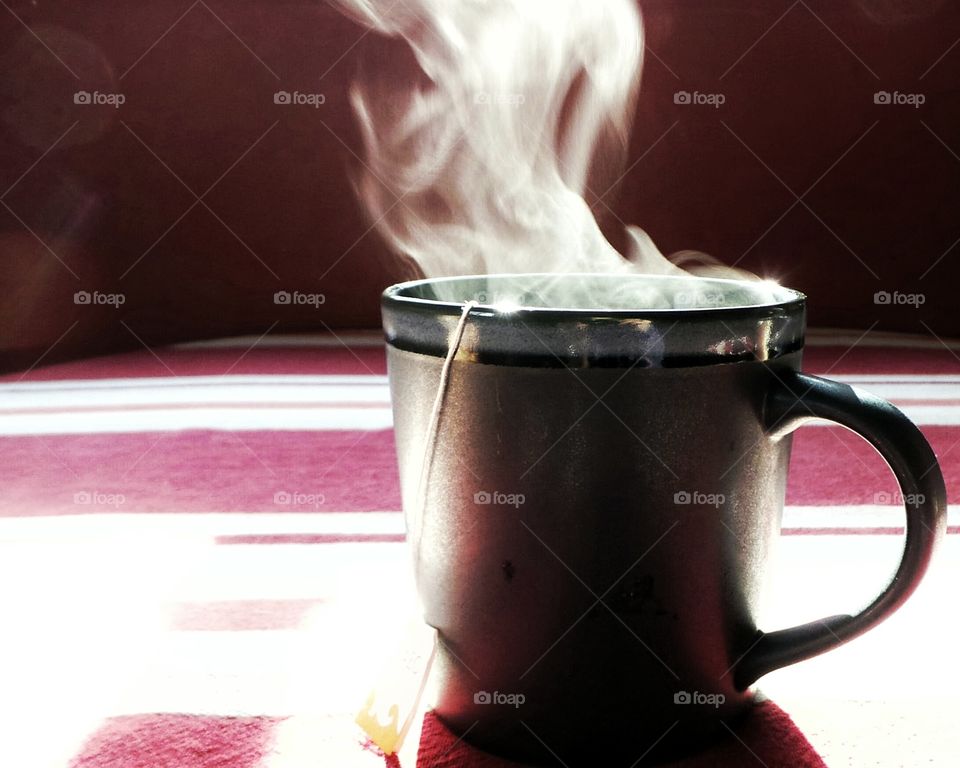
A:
[[2, 329, 957, 767]]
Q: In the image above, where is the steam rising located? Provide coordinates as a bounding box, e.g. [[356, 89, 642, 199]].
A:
[[334, 0, 746, 303]]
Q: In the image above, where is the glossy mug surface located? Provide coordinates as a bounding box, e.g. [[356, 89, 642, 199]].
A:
[[381, 274, 946, 766]]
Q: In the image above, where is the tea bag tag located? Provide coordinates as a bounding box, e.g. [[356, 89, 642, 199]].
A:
[[355, 617, 437, 755]]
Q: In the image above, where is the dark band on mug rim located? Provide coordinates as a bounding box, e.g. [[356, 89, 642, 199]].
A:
[[382, 273, 806, 368]]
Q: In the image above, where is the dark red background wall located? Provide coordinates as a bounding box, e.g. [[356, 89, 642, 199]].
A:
[[1, 1, 958, 372]]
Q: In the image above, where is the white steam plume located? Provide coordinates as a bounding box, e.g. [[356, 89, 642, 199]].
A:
[[333, 0, 691, 284]]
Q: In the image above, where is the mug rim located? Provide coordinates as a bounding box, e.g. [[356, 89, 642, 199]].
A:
[[382, 272, 806, 318], [381, 273, 807, 367]]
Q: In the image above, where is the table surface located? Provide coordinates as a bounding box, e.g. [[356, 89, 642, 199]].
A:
[[1, 328, 958, 767]]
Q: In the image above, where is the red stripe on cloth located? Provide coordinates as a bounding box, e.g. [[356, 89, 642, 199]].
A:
[[170, 599, 324, 631], [69, 714, 278, 768], [803, 346, 960, 375], [215, 533, 406, 545], [785, 425, 959, 506], [0, 430, 401, 516], [2, 426, 958, 515], [3, 402, 391, 417], [2, 346, 386, 382]]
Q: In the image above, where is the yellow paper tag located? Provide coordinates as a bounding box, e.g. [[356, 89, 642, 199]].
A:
[[355, 619, 437, 755]]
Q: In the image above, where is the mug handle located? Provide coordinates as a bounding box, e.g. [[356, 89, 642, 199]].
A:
[[733, 368, 948, 690]]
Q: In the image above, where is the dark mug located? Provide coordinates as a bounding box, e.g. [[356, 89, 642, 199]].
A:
[[381, 273, 946, 766]]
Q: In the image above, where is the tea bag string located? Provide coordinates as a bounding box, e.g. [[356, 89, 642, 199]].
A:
[[354, 301, 476, 758], [411, 300, 476, 567]]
